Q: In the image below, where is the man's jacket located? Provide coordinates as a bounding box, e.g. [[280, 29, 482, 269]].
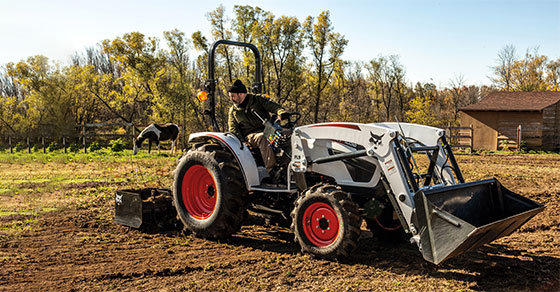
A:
[[228, 94, 285, 142]]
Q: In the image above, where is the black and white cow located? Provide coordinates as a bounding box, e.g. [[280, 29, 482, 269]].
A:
[[133, 123, 180, 155]]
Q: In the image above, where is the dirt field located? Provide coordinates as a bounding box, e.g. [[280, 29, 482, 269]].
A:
[[0, 152, 558, 291]]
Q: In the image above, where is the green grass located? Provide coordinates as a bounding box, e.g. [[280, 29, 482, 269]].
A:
[[0, 148, 178, 164], [0, 151, 179, 234]]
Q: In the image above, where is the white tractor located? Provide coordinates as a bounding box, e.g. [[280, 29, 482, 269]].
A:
[[116, 40, 544, 264], [170, 40, 544, 264]]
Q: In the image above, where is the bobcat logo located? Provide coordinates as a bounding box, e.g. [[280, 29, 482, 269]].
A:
[[115, 194, 123, 205], [369, 132, 384, 148]]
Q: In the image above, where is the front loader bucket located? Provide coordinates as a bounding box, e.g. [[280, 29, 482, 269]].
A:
[[414, 179, 544, 264]]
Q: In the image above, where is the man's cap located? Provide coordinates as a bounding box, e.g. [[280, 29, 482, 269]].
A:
[[227, 79, 247, 94]]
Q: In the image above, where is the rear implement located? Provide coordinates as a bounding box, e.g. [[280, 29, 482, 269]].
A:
[[115, 188, 179, 232]]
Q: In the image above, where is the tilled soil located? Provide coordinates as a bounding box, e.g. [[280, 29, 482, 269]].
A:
[[1, 154, 559, 292]]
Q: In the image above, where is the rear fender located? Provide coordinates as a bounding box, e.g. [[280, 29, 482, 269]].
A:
[[188, 132, 260, 188]]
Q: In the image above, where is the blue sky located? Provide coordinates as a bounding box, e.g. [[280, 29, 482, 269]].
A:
[[1, 0, 559, 87]]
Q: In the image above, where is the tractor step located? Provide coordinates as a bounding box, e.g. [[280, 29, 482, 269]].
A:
[[114, 188, 180, 232], [414, 178, 545, 264]]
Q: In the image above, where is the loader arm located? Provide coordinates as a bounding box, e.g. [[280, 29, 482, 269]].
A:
[[375, 122, 461, 185], [290, 122, 421, 233]]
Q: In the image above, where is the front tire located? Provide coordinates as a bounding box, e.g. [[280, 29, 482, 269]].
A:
[[291, 184, 361, 259], [173, 143, 247, 239]]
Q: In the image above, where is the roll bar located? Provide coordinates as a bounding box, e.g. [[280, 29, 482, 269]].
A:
[[204, 40, 264, 131]]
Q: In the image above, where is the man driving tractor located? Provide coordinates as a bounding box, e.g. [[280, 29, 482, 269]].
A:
[[227, 79, 287, 181]]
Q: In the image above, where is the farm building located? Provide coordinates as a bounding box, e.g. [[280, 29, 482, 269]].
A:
[[459, 91, 560, 151]]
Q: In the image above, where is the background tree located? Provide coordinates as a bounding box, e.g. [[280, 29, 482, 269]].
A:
[[491, 45, 517, 91], [207, 5, 236, 83], [233, 5, 266, 79], [254, 14, 305, 106], [366, 55, 403, 122], [546, 58, 560, 91], [511, 48, 548, 91], [102, 32, 166, 125], [491, 46, 558, 92], [6, 56, 74, 137], [406, 95, 437, 125], [303, 11, 347, 123], [389, 56, 409, 122], [335, 61, 373, 123], [158, 29, 205, 145], [448, 74, 467, 124], [1, 4, 557, 146]]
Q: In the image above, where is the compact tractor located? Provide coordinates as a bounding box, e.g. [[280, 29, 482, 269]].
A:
[[116, 40, 544, 264]]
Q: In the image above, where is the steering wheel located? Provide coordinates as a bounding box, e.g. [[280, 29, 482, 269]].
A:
[[277, 112, 302, 128]]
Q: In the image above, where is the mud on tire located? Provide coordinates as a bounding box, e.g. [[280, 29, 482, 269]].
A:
[[173, 143, 247, 239], [291, 184, 361, 260]]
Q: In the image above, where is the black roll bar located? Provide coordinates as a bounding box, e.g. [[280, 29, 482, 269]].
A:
[[204, 40, 264, 132]]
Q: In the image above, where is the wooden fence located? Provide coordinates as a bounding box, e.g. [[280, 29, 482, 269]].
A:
[[2, 122, 139, 153], [446, 124, 473, 151], [80, 122, 135, 152]]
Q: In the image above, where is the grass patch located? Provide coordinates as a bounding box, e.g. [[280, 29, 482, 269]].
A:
[[0, 149, 177, 164], [0, 151, 178, 219]]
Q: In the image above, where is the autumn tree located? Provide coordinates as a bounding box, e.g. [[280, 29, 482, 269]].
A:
[[511, 48, 549, 91], [254, 13, 305, 107], [101, 32, 167, 125], [546, 58, 560, 91], [158, 29, 206, 141], [406, 95, 437, 126], [207, 5, 236, 84], [491, 46, 557, 91], [390, 56, 409, 122], [233, 5, 267, 79], [335, 61, 373, 123], [366, 55, 407, 122], [491, 45, 517, 91], [5, 56, 73, 137], [447, 74, 467, 123], [303, 11, 347, 123], [191, 30, 210, 79]]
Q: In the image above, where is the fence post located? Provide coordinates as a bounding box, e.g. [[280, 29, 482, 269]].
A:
[[83, 125, 87, 153], [63, 136, 67, 153], [42, 137, 46, 153], [27, 137, 31, 153], [517, 125, 522, 150], [469, 124, 473, 151], [132, 125, 136, 151], [9, 137, 12, 153]]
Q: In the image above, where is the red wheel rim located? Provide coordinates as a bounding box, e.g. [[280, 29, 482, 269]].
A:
[[302, 202, 340, 247], [181, 165, 217, 220]]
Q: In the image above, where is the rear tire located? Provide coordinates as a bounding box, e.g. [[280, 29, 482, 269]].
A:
[[291, 184, 361, 260], [173, 143, 247, 239]]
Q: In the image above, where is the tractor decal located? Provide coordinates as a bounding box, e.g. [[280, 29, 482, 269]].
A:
[[369, 132, 384, 147]]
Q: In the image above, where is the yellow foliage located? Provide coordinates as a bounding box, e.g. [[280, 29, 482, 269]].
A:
[[406, 96, 437, 126]]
